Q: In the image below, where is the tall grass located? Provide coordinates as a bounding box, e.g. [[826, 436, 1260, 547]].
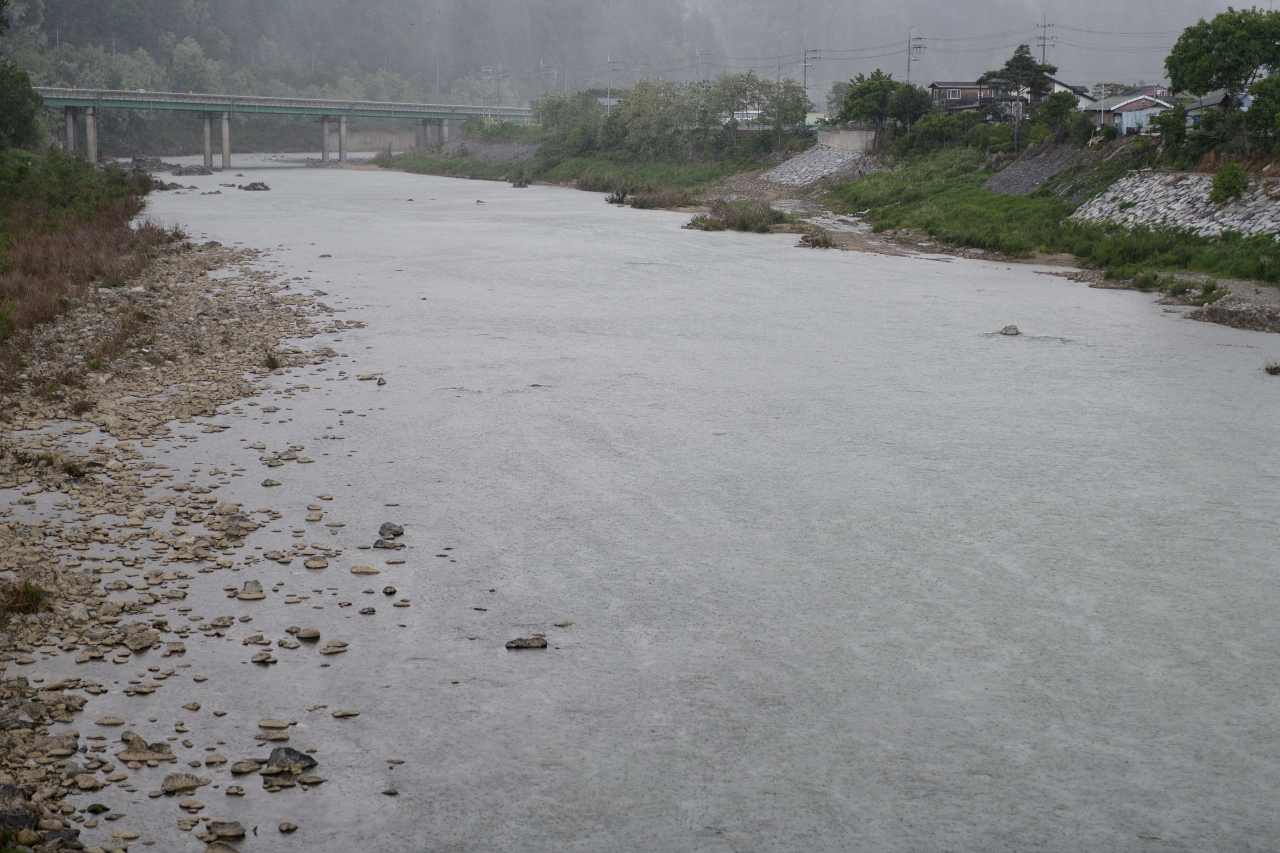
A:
[[0, 149, 179, 340]]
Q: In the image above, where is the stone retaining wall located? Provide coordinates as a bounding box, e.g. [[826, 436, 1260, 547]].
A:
[[1072, 171, 1280, 237]]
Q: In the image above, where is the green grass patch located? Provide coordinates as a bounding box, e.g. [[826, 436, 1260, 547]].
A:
[[688, 200, 795, 233], [831, 147, 1280, 284]]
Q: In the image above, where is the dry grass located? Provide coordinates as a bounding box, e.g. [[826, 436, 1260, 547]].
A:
[[630, 189, 697, 209], [0, 581, 46, 621]]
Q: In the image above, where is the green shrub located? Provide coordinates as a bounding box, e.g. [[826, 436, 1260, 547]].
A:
[[1211, 162, 1249, 203], [1099, 124, 1119, 142]]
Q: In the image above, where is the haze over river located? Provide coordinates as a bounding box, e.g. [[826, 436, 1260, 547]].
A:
[[66, 157, 1280, 851]]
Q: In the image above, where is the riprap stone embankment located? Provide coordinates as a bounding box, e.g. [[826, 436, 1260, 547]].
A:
[[1072, 171, 1280, 238], [761, 145, 877, 187]]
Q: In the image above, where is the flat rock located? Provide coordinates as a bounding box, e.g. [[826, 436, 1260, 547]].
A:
[[506, 637, 549, 649], [210, 820, 246, 839], [332, 709, 360, 718], [96, 717, 126, 726], [237, 580, 266, 600], [258, 718, 289, 729], [350, 564, 380, 575], [162, 772, 210, 793], [230, 760, 262, 774]]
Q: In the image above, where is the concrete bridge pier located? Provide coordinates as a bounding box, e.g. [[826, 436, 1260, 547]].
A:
[[417, 118, 449, 150], [202, 113, 213, 169], [339, 116, 348, 164], [64, 106, 77, 155], [321, 117, 331, 163], [84, 107, 98, 165], [221, 112, 231, 169]]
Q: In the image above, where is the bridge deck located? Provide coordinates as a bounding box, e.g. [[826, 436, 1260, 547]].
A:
[[35, 88, 534, 123]]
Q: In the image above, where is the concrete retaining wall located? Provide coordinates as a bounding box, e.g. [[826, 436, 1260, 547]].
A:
[[816, 127, 876, 153], [1072, 171, 1280, 237]]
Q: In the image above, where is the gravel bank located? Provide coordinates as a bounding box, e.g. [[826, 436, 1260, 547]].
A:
[[0, 241, 364, 851]]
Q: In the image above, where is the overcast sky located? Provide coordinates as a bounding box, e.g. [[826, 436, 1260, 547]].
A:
[[694, 0, 1246, 95]]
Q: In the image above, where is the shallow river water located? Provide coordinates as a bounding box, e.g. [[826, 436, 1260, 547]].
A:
[[48, 156, 1280, 851]]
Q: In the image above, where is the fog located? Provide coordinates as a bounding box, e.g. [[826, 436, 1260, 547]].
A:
[[3, 0, 1244, 104]]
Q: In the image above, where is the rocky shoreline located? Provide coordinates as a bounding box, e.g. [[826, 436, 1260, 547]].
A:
[[0, 240, 365, 851]]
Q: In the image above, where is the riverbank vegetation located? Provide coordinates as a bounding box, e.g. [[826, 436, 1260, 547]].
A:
[[0, 146, 177, 357], [830, 147, 1280, 285], [380, 72, 816, 197]]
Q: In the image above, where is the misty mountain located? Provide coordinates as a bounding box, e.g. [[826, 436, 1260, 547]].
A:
[[1, 0, 1237, 105]]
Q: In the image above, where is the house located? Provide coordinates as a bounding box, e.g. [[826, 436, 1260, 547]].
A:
[[1047, 76, 1096, 107], [1082, 93, 1174, 133], [928, 81, 994, 111], [1185, 89, 1252, 122], [930, 76, 1093, 113]]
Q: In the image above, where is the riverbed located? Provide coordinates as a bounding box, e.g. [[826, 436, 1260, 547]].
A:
[[30, 155, 1280, 851]]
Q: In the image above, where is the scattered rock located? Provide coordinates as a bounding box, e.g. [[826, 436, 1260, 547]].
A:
[[506, 637, 549, 649], [280, 822, 299, 833], [332, 709, 360, 718], [378, 522, 404, 538], [237, 580, 266, 600], [999, 325, 1020, 336], [264, 746, 317, 774], [210, 820, 246, 838], [350, 565, 380, 575]]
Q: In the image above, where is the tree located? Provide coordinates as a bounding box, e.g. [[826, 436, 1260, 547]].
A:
[[980, 45, 1058, 101], [888, 84, 933, 131], [1166, 7, 1280, 99], [0, 0, 9, 35], [826, 82, 850, 116], [1149, 103, 1189, 148], [1246, 75, 1280, 139], [765, 78, 811, 130], [0, 59, 43, 149], [979, 45, 1058, 151], [616, 79, 695, 162], [838, 70, 898, 130], [1033, 90, 1080, 142]]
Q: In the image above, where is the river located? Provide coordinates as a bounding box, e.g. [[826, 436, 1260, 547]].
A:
[[59, 156, 1280, 851]]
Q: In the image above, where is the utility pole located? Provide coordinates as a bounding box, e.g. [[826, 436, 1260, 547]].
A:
[[906, 28, 924, 84], [801, 47, 821, 104], [1037, 17, 1055, 65], [607, 55, 621, 114]]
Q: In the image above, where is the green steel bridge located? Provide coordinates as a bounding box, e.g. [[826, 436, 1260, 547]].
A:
[[35, 87, 535, 167]]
